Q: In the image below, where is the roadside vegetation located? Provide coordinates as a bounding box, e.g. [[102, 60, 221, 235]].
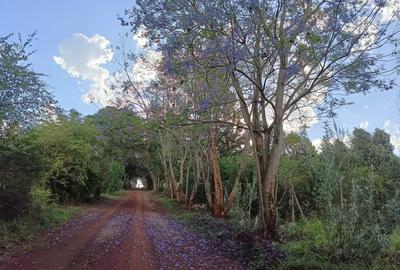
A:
[[0, 34, 144, 250], [2, 1, 400, 269]]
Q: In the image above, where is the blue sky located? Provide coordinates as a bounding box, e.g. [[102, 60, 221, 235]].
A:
[[0, 0, 133, 115], [1, 1, 399, 152]]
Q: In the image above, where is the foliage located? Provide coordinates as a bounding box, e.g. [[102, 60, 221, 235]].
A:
[[389, 226, 400, 252], [0, 33, 56, 132], [33, 113, 103, 202], [102, 161, 125, 193], [230, 174, 260, 231], [276, 125, 400, 267], [121, 0, 400, 235], [89, 106, 144, 161], [0, 142, 42, 220], [2, 3, 400, 270], [0, 203, 78, 248]]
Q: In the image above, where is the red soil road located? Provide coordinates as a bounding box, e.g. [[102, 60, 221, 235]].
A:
[[0, 191, 247, 270]]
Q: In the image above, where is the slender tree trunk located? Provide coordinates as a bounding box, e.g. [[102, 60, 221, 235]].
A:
[[177, 148, 187, 202], [222, 161, 245, 217], [202, 153, 213, 209], [188, 152, 200, 209], [262, 137, 283, 239], [185, 156, 191, 203], [209, 127, 223, 218], [168, 151, 177, 200], [159, 144, 170, 195], [290, 181, 295, 222], [294, 189, 304, 219], [148, 169, 158, 192]]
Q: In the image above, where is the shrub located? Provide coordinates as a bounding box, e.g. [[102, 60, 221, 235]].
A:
[[0, 144, 40, 220], [0, 202, 77, 248], [389, 226, 400, 251], [30, 186, 53, 211], [103, 161, 124, 193]]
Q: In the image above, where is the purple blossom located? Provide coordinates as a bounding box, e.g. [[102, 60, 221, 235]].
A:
[[286, 63, 300, 79]]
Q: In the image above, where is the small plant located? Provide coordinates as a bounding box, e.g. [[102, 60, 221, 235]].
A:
[[389, 226, 400, 251]]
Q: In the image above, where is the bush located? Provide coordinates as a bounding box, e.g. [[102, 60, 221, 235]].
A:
[[0, 144, 40, 220], [103, 161, 124, 193], [0, 202, 77, 249], [230, 175, 260, 231], [30, 187, 53, 211], [389, 226, 400, 251], [34, 119, 105, 203]]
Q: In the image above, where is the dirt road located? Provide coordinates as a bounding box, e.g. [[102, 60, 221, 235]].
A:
[[1, 191, 247, 270]]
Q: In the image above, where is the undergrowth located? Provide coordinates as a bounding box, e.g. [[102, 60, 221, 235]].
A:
[[102, 190, 124, 200], [0, 204, 77, 249], [158, 193, 400, 270], [0, 187, 78, 249]]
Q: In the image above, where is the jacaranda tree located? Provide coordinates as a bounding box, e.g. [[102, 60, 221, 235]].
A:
[[122, 0, 400, 237]]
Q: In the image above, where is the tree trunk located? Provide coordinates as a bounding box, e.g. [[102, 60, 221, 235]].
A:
[[188, 153, 200, 210], [294, 188, 304, 219], [290, 181, 295, 222], [262, 153, 280, 238], [177, 148, 187, 202], [185, 156, 191, 203], [222, 160, 245, 217], [209, 127, 223, 218], [202, 153, 213, 209], [149, 169, 158, 192], [168, 152, 177, 200]]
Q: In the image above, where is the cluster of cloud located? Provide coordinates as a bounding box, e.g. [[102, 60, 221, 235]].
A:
[[384, 120, 400, 155], [311, 134, 352, 153], [311, 120, 400, 156], [54, 32, 161, 107], [379, 0, 400, 22], [359, 121, 369, 130], [54, 33, 115, 106]]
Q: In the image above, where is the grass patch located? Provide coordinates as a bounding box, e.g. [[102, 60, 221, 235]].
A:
[[278, 257, 371, 270], [102, 190, 124, 200], [0, 204, 78, 250], [278, 219, 399, 270], [157, 195, 191, 217], [158, 196, 177, 210]]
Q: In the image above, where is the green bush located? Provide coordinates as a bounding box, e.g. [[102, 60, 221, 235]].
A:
[[30, 187, 53, 210], [33, 118, 105, 203], [0, 203, 77, 249], [278, 257, 369, 270], [282, 219, 336, 249], [389, 226, 400, 251], [0, 144, 41, 220], [103, 162, 124, 193]]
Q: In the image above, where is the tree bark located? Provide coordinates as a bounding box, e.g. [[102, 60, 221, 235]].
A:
[[209, 126, 223, 218], [222, 160, 245, 217], [188, 152, 200, 210], [177, 148, 187, 202], [290, 181, 295, 222], [202, 153, 213, 210], [185, 156, 191, 203]]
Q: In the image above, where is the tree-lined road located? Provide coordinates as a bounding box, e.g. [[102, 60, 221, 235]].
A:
[[1, 191, 246, 270]]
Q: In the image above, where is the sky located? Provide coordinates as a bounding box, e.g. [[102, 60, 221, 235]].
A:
[[0, 1, 399, 153]]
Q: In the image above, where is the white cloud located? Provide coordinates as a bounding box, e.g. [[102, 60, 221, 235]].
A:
[[133, 26, 149, 49], [312, 138, 323, 152], [384, 119, 392, 129], [54, 33, 115, 106], [131, 50, 161, 84], [343, 134, 352, 148], [359, 121, 369, 130], [378, 0, 400, 22], [383, 120, 400, 156]]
